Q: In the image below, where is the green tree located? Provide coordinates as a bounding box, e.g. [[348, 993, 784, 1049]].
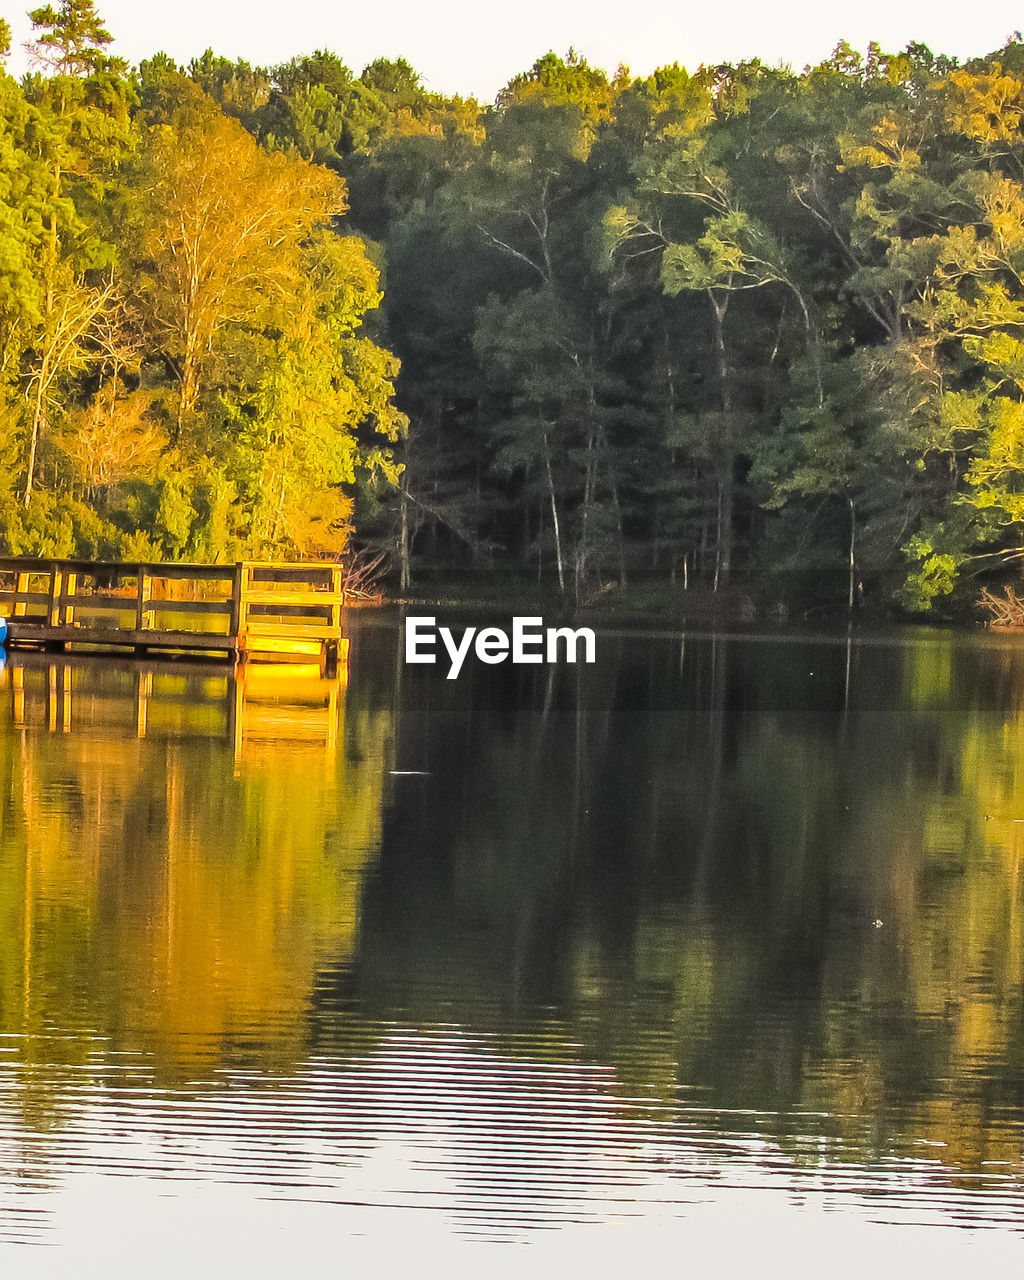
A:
[[19, 0, 131, 504], [131, 91, 344, 438], [27, 0, 123, 76]]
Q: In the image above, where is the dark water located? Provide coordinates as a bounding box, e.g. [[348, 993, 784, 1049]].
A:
[[0, 613, 1023, 1274]]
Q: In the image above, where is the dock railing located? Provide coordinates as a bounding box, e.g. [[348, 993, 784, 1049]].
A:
[[0, 558, 346, 665]]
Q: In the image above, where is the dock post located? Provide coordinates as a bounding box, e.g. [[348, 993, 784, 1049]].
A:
[[135, 564, 152, 655], [63, 570, 77, 626], [47, 566, 63, 627], [325, 564, 344, 675], [323, 640, 338, 678], [45, 566, 66, 649], [135, 563, 152, 631], [13, 571, 28, 618], [230, 562, 251, 657]]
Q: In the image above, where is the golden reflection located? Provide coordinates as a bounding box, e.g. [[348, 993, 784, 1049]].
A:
[[0, 653, 392, 1083], [2, 655, 350, 761]]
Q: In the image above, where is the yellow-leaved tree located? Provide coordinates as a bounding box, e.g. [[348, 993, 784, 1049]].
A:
[[130, 87, 405, 556]]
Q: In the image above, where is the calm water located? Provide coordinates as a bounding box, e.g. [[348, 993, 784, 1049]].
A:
[[0, 613, 1023, 1275]]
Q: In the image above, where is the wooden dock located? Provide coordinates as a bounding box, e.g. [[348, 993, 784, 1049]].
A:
[[0, 557, 347, 666]]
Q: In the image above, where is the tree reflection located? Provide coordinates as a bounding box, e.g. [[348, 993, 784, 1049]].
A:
[[1, 621, 1023, 1195], [0, 652, 393, 1094], [354, 627, 1024, 1181]]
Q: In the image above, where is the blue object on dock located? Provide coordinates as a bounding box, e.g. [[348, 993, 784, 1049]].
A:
[[0, 616, 7, 646]]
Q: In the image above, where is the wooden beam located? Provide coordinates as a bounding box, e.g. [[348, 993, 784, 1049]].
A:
[[47, 568, 63, 627], [239, 589, 344, 608], [133, 598, 231, 616], [136, 565, 152, 631], [5, 622, 238, 652], [0, 589, 50, 608], [237, 562, 252, 636]]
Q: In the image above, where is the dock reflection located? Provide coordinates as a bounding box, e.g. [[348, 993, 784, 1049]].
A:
[[0, 644, 394, 1087], [0, 654, 346, 764]]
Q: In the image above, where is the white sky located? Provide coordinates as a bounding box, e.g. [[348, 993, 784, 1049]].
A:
[[3, 0, 1023, 100]]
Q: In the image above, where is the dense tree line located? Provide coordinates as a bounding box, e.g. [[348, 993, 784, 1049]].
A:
[[0, 2, 405, 564], [6, 5, 1024, 612]]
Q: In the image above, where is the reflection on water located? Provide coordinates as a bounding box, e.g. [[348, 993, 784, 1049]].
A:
[[3, 655, 345, 759], [0, 617, 1023, 1269]]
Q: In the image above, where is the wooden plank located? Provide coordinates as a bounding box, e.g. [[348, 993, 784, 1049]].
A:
[[246, 604, 332, 621], [240, 590, 344, 607], [0, 589, 50, 606], [5, 622, 238, 651], [134, 598, 231, 616], [45, 593, 137, 611], [0, 556, 237, 580], [140, 563, 236, 582], [41, 595, 232, 616], [0, 557, 339, 586], [10, 591, 233, 615], [245, 622, 340, 640], [249, 563, 337, 581], [0, 557, 101, 574], [0, 556, 122, 576]]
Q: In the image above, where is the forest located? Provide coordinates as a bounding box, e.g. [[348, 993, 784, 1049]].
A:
[[5, 3, 1024, 616]]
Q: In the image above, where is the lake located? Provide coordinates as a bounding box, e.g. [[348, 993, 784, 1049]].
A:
[[0, 611, 1022, 1275]]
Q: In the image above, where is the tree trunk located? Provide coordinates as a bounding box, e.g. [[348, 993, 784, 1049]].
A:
[[576, 420, 597, 604], [399, 471, 411, 592], [176, 346, 198, 442], [541, 423, 565, 594], [708, 290, 734, 588], [24, 356, 49, 507], [717, 470, 734, 588]]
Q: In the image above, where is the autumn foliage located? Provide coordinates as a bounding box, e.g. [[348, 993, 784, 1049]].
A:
[[0, 4, 405, 563]]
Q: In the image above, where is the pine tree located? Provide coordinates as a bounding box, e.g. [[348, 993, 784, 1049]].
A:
[[27, 1, 123, 77]]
